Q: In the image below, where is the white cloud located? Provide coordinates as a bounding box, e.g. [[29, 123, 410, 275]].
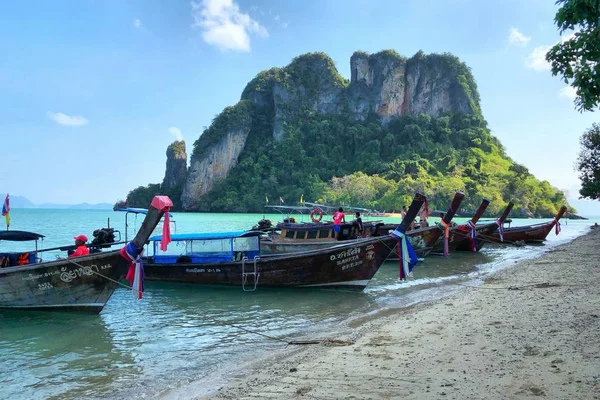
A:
[[133, 18, 142, 28], [559, 86, 577, 99], [47, 112, 89, 127], [191, 0, 268, 52], [273, 14, 288, 28], [525, 45, 552, 71], [524, 31, 579, 72], [508, 27, 531, 46], [169, 127, 184, 141]]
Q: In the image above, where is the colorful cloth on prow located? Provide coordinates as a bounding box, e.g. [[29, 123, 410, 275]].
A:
[[423, 199, 429, 218], [151, 196, 173, 251], [2, 193, 9, 228], [555, 220, 561, 235], [125, 255, 144, 299], [120, 241, 141, 262], [390, 227, 418, 280], [495, 218, 504, 242], [466, 220, 477, 251]]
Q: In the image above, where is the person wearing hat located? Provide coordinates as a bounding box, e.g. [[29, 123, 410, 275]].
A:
[[69, 234, 90, 258]]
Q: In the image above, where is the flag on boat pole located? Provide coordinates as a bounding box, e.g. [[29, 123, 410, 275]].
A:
[[265, 195, 269, 205], [300, 194, 304, 204], [279, 196, 284, 204], [1, 194, 9, 230]]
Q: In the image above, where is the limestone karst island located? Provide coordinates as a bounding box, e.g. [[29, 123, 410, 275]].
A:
[[124, 50, 569, 218]]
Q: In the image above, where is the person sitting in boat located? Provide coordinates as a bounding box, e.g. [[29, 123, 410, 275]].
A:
[[68, 234, 90, 258], [333, 207, 346, 239], [353, 211, 364, 237]]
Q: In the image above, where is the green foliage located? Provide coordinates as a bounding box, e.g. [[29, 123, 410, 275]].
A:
[[192, 101, 256, 160], [125, 50, 570, 217], [546, 0, 600, 111], [125, 183, 185, 211], [577, 123, 600, 200], [202, 107, 567, 217]]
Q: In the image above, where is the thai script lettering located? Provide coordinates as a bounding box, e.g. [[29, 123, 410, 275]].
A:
[[186, 268, 222, 273], [60, 264, 100, 283], [329, 247, 361, 261]]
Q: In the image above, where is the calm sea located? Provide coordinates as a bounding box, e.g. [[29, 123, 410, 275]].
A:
[[0, 209, 597, 399]]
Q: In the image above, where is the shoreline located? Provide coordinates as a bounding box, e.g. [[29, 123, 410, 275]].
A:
[[192, 227, 600, 399]]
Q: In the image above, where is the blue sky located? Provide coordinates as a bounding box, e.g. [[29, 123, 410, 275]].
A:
[[1, 0, 598, 213]]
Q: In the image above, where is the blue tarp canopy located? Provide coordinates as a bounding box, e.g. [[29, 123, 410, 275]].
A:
[[115, 207, 173, 217], [0, 230, 45, 242], [149, 231, 262, 241]]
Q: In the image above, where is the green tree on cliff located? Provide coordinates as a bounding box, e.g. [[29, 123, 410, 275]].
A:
[[577, 123, 600, 200], [545, 0, 600, 112]]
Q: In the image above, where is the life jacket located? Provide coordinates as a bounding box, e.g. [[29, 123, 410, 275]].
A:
[[17, 252, 30, 266]]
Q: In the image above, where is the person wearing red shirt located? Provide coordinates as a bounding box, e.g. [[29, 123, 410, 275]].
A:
[[69, 234, 90, 258], [332, 207, 346, 239]]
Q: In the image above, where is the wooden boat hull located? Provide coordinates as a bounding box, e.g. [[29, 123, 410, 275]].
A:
[[0, 195, 171, 313], [488, 221, 557, 243], [143, 236, 397, 291], [260, 238, 368, 254], [0, 252, 129, 313], [406, 226, 444, 258]]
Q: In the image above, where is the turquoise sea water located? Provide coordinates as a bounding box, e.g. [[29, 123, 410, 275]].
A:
[[0, 209, 598, 399]]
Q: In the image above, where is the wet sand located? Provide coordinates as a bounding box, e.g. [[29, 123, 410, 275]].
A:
[[202, 228, 600, 399]]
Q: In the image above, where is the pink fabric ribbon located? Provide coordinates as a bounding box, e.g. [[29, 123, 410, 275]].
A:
[[495, 218, 504, 242]]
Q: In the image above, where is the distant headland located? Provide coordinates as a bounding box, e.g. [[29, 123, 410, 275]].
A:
[[4, 195, 112, 210]]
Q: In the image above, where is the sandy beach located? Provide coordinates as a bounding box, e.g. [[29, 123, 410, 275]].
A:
[[200, 227, 600, 400]]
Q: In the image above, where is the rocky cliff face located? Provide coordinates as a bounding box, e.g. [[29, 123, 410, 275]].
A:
[[179, 50, 480, 210], [182, 128, 251, 210], [162, 141, 188, 189]]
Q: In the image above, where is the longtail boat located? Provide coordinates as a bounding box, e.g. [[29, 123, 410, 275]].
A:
[[141, 194, 425, 291], [251, 195, 423, 255], [388, 192, 465, 258], [486, 205, 567, 243], [0, 196, 171, 313], [451, 201, 515, 252]]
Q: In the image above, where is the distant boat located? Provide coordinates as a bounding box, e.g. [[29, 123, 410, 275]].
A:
[[375, 192, 465, 258], [443, 201, 514, 253], [486, 205, 567, 244], [250, 193, 424, 256], [0, 196, 171, 313]]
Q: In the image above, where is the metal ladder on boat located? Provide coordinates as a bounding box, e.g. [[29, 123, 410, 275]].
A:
[[241, 256, 260, 291]]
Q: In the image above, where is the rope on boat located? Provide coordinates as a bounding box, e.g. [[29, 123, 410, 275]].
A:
[[62, 257, 142, 296], [63, 258, 326, 346], [474, 234, 526, 247]]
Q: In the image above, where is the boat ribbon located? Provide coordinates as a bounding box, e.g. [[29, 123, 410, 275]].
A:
[[390, 227, 418, 281], [555, 220, 561, 235], [119, 241, 142, 262], [439, 220, 450, 256], [125, 253, 144, 299], [495, 218, 504, 242], [466, 220, 476, 251], [151, 196, 172, 251]]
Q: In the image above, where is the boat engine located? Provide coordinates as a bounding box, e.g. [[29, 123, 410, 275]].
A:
[[252, 219, 273, 232], [91, 227, 117, 249]]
